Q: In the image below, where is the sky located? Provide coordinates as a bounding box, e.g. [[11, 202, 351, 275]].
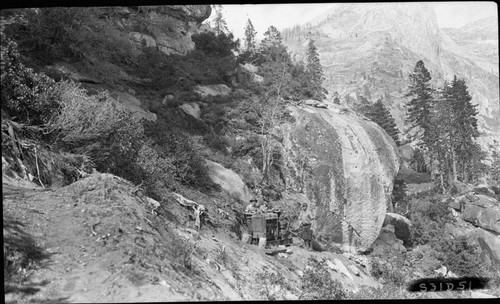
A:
[[215, 2, 498, 41]]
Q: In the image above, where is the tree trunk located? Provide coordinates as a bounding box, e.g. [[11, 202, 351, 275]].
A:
[[450, 145, 457, 183]]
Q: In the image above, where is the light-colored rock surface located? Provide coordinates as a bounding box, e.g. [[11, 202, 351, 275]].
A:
[[179, 102, 201, 119], [282, 105, 399, 251], [205, 160, 252, 203], [129, 32, 157, 48], [460, 194, 500, 234], [333, 258, 354, 281], [235, 63, 264, 85], [110, 91, 157, 121], [474, 184, 497, 197], [194, 84, 232, 98], [475, 227, 500, 266], [371, 225, 407, 255], [116, 5, 211, 56], [347, 264, 360, 276], [383, 212, 412, 244]]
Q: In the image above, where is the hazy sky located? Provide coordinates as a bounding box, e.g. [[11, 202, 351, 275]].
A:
[[217, 2, 498, 41]]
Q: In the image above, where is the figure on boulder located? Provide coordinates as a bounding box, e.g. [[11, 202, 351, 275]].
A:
[[294, 202, 316, 251]]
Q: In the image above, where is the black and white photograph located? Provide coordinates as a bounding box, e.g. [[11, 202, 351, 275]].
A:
[[2, 1, 499, 301]]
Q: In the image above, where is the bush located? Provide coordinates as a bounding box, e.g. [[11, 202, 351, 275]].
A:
[[300, 257, 347, 300], [143, 120, 213, 188], [434, 236, 484, 277], [370, 257, 406, 287], [47, 81, 146, 181], [407, 197, 453, 247], [1, 32, 59, 125], [256, 271, 294, 300], [135, 142, 176, 191]]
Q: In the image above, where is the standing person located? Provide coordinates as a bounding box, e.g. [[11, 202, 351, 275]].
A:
[[294, 202, 315, 251], [242, 198, 258, 243]]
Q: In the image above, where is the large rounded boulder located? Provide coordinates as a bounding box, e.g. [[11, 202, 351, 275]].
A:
[[282, 104, 400, 251]]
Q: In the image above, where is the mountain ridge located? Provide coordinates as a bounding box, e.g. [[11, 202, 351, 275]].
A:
[[283, 3, 499, 149]]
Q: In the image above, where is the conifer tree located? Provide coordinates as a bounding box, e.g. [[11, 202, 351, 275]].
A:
[[244, 18, 257, 52], [211, 5, 229, 35], [305, 37, 327, 100], [405, 60, 436, 175], [259, 26, 290, 64], [442, 76, 481, 182], [405, 60, 435, 145], [363, 99, 401, 146]]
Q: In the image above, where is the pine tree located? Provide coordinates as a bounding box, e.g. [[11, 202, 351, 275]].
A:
[[405, 60, 435, 143], [364, 99, 401, 146], [432, 75, 483, 186], [305, 38, 327, 100], [244, 18, 257, 52], [444, 76, 481, 182], [405, 60, 436, 175], [259, 26, 290, 64], [211, 5, 229, 35]]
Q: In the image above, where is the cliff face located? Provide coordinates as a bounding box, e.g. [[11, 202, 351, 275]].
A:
[[283, 3, 499, 148], [108, 5, 211, 55], [282, 105, 400, 251]]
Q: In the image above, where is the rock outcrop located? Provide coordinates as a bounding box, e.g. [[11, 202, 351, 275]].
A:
[[383, 213, 412, 245], [235, 63, 264, 86], [457, 193, 500, 234], [371, 225, 406, 256], [475, 228, 500, 266], [179, 102, 201, 119], [109, 5, 211, 56], [205, 160, 252, 203], [282, 104, 400, 251], [194, 84, 232, 98]]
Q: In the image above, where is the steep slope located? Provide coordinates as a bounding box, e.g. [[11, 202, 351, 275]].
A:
[[3, 173, 384, 302], [283, 3, 499, 147]]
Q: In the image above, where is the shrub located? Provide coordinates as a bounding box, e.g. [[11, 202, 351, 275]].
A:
[[300, 257, 347, 300], [47, 81, 146, 181], [434, 236, 484, 277], [256, 271, 293, 300], [1, 32, 59, 125], [143, 120, 213, 188], [135, 142, 176, 191], [370, 257, 406, 287]]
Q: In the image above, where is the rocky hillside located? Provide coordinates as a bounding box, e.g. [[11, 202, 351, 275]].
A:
[[283, 2, 499, 148], [3, 5, 500, 302]]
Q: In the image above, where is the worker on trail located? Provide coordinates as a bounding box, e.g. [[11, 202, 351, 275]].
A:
[[294, 202, 315, 251], [241, 198, 259, 243]]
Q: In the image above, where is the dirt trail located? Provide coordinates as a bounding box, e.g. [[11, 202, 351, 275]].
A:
[[4, 173, 383, 303]]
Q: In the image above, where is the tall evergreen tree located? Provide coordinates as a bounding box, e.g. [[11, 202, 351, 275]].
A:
[[405, 60, 434, 143], [404, 60, 435, 173], [442, 76, 481, 182], [305, 37, 327, 100], [211, 5, 229, 35], [244, 18, 257, 52]]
